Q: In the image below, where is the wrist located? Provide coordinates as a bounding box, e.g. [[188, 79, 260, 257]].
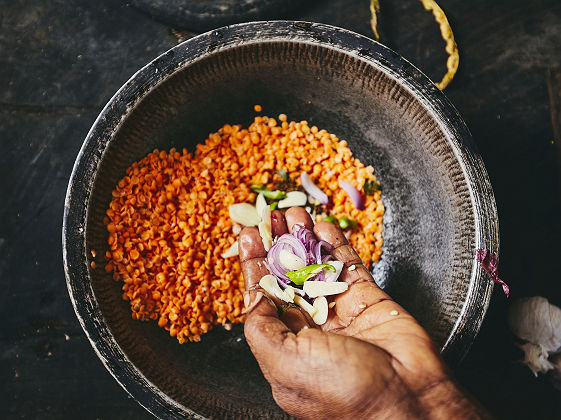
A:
[[416, 378, 491, 420]]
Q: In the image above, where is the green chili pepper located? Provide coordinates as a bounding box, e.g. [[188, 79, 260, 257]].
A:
[[270, 202, 278, 210], [286, 264, 336, 286], [338, 216, 358, 230], [250, 184, 266, 193], [338, 216, 350, 229], [263, 190, 287, 200], [250, 184, 287, 200], [363, 179, 381, 195], [324, 215, 338, 224]]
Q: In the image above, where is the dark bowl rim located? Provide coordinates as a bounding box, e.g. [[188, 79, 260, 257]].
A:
[[62, 20, 499, 419]]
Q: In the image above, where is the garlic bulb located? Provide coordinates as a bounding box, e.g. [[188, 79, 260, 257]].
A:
[[507, 296, 561, 377], [518, 342, 555, 376]]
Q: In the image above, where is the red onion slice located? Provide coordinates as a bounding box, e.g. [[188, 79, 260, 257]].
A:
[[266, 234, 309, 282], [324, 260, 344, 282], [314, 240, 333, 265], [300, 172, 329, 205], [266, 224, 342, 301], [339, 180, 365, 210]]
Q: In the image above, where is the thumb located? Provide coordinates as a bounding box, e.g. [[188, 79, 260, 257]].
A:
[[243, 286, 300, 383], [239, 225, 313, 332], [313, 221, 405, 331]]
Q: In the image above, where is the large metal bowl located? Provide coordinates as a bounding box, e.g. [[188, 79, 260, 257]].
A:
[[63, 21, 499, 419]]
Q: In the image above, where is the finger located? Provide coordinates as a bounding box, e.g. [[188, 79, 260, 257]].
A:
[[244, 288, 296, 376], [239, 226, 267, 263], [285, 207, 313, 233], [239, 226, 283, 310], [245, 298, 325, 404], [281, 207, 321, 327], [319, 231, 374, 286], [239, 226, 278, 308], [313, 221, 396, 329], [239, 226, 269, 296], [313, 221, 374, 285], [328, 281, 393, 322], [339, 298, 413, 337], [280, 306, 314, 332], [271, 210, 288, 238], [239, 226, 313, 331], [313, 220, 348, 248]]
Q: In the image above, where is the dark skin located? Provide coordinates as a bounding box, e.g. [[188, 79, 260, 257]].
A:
[[240, 207, 490, 419]]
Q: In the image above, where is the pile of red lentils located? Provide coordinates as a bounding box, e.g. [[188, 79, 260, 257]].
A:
[[102, 112, 384, 343]]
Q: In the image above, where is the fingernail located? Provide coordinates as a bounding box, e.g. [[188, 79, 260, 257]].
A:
[[243, 291, 251, 309]]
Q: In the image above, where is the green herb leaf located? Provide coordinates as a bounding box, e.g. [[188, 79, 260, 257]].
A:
[[286, 264, 336, 286], [338, 216, 357, 230], [277, 169, 289, 182], [363, 179, 381, 195], [270, 202, 278, 210], [277, 303, 291, 316]]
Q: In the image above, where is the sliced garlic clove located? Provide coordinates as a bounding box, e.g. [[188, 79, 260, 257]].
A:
[[258, 223, 272, 251], [229, 203, 261, 226], [302, 280, 348, 298], [261, 203, 271, 221], [324, 260, 344, 282], [279, 249, 306, 270], [258, 206, 272, 251], [312, 296, 328, 325], [278, 191, 308, 208], [221, 241, 239, 258], [232, 223, 242, 235], [255, 193, 268, 218], [294, 295, 317, 318], [284, 285, 295, 301], [259, 274, 293, 303]]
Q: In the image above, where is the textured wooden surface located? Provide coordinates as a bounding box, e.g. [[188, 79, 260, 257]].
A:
[[130, 0, 305, 31], [1, 0, 561, 419]]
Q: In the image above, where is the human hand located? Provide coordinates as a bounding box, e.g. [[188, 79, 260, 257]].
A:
[[240, 207, 488, 419]]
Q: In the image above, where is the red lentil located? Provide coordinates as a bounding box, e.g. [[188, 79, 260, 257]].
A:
[[105, 115, 384, 343]]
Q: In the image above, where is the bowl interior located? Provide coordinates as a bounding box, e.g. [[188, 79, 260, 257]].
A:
[[78, 25, 491, 419]]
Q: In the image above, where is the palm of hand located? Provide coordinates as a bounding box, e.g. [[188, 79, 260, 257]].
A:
[[246, 278, 447, 419], [240, 208, 450, 419]]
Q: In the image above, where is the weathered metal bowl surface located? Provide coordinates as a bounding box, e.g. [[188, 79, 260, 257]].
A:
[[63, 21, 499, 419]]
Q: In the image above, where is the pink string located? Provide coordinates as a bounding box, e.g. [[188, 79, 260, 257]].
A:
[[475, 249, 509, 297]]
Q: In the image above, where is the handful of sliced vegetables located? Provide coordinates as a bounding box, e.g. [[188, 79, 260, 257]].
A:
[[261, 224, 347, 325], [225, 169, 375, 324], [225, 170, 370, 258]]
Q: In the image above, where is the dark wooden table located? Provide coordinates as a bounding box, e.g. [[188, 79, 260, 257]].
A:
[[2, 0, 560, 418]]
